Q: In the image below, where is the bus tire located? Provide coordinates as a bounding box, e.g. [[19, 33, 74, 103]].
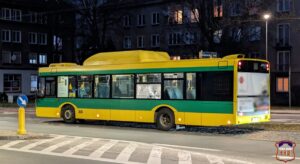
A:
[[156, 108, 174, 131], [61, 105, 76, 124]]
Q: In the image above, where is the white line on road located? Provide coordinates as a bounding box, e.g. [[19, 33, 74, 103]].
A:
[[207, 155, 225, 164], [0, 140, 24, 149], [63, 138, 99, 155], [1, 147, 144, 164], [116, 142, 138, 161], [42, 137, 80, 152], [153, 143, 222, 152], [178, 151, 192, 164], [89, 140, 118, 158], [147, 146, 162, 164], [21, 135, 65, 150]]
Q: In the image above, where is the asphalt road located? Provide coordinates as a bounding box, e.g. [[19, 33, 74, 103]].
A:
[[0, 110, 299, 164]]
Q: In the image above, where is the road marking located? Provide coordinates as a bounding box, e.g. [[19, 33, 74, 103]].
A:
[[147, 146, 162, 164], [42, 137, 80, 152], [0, 140, 24, 149], [64, 138, 99, 155], [116, 142, 138, 161], [21, 135, 65, 150], [153, 143, 222, 152], [89, 140, 118, 158], [178, 151, 192, 164], [207, 155, 225, 164], [0, 134, 254, 164], [1, 147, 144, 164]]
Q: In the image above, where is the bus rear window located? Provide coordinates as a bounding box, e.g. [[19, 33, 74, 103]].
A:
[[238, 61, 269, 73]]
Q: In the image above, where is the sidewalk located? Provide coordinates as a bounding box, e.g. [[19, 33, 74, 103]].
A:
[[271, 106, 300, 114], [0, 130, 50, 140]]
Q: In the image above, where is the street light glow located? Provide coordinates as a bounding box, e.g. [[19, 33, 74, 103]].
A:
[[263, 14, 271, 20]]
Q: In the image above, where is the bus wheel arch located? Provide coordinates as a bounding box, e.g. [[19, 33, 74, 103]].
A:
[[61, 104, 76, 124], [154, 107, 175, 131]]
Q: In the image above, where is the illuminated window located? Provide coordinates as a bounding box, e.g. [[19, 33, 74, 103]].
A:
[[214, 0, 223, 17], [30, 75, 38, 92], [168, 7, 183, 24], [190, 9, 199, 23], [39, 53, 47, 64], [277, 77, 289, 92], [29, 53, 37, 64]]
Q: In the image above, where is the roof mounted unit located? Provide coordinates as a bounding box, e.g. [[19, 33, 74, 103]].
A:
[[83, 50, 170, 66], [222, 54, 245, 59]]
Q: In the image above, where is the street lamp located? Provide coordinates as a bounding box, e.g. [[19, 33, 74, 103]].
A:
[[263, 13, 271, 61]]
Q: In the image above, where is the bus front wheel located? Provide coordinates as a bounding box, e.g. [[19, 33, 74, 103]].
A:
[[156, 109, 174, 131], [62, 105, 76, 123]]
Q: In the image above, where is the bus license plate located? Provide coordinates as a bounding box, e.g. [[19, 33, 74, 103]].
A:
[[252, 117, 260, 122]]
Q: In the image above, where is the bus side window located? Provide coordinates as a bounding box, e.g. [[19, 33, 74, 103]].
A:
[[186, 73, 196, 100], [45, 77, 56, 97], [94, 75, 110, 98], [37, 77, 45, 98], [78, 75, 93, 98], [163, 73, 184, 100], [68, 76, 76, 98], [200, 71, 233, 101], [136, 74, 161, 99], [112, 74, 134, 98]]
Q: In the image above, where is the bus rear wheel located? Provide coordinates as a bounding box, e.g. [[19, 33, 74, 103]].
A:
[[156, 109, 174, 131], [62, 105, 76, 123]]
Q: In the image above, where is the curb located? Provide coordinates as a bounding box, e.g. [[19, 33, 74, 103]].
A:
[[0, 132, 51, 140]]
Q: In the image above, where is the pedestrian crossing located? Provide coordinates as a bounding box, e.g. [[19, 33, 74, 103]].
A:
[[0, 134, 252, 164]]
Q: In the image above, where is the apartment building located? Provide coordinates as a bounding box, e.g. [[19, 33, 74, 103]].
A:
[[102, 0, 299, 105], [0, 0, 75, 101]]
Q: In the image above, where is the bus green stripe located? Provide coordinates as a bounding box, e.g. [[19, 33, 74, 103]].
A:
[[39, 66, 234, 76], [36, 98, 233, 114]]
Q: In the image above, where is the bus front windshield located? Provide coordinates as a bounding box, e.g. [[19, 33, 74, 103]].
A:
[[237, 61, 270, 116]]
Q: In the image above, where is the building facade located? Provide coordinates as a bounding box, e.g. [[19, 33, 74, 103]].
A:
[[100, 0, 300, 105], [0, 0, 75, 101]]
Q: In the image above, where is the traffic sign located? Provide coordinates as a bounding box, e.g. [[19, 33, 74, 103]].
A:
[[17, 94, 28, 107]]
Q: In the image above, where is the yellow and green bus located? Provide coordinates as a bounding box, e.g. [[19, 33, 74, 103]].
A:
[[36, 50, 270, 130]]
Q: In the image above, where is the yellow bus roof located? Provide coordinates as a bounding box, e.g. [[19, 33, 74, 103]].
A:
[[39, 50, 267, 74], [83, 50, 170, 66]]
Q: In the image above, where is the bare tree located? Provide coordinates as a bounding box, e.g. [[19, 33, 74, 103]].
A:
[[65, 0, 114, 63], [185, 0, 271, 57]]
